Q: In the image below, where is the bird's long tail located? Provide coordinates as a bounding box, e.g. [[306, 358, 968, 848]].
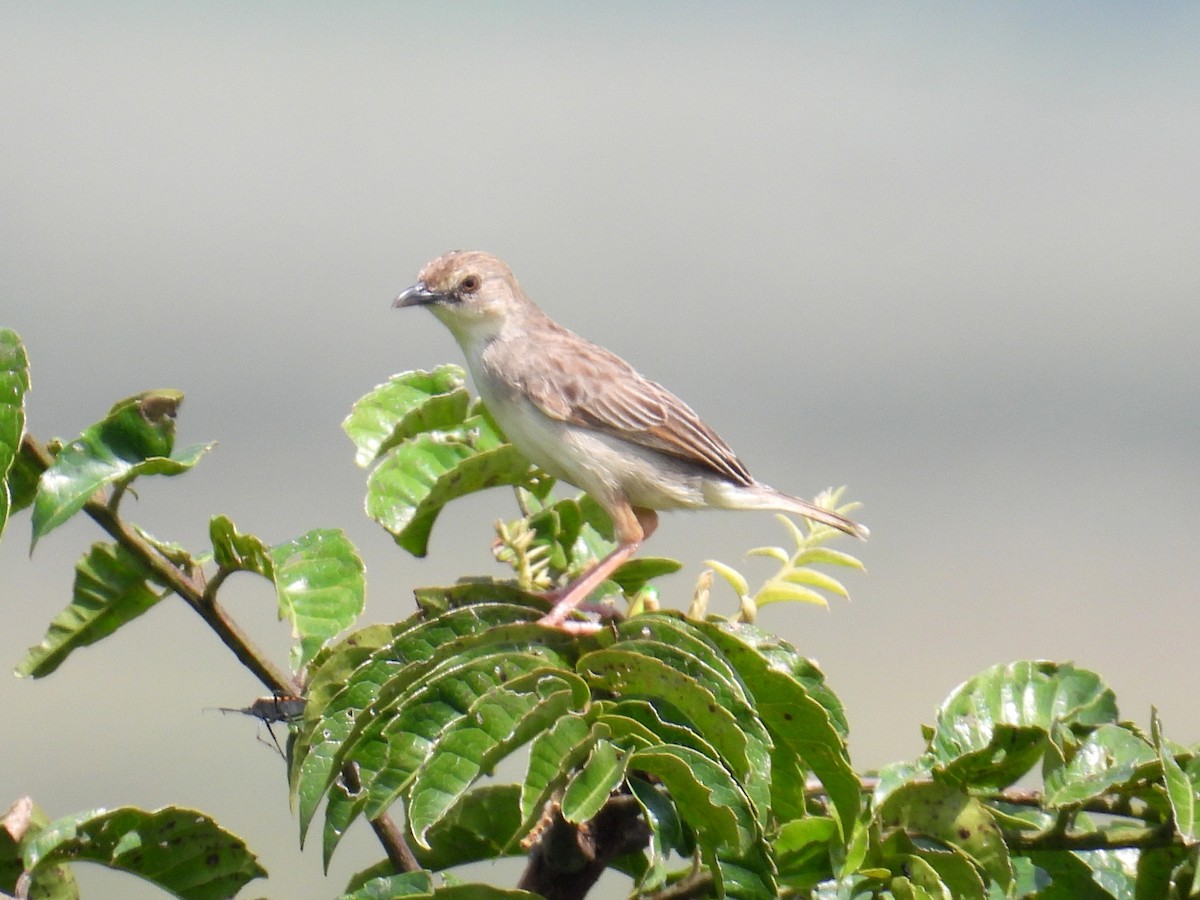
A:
[[756, 485, 870, 539]]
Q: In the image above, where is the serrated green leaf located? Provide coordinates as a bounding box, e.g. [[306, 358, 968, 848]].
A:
[[209, 514, 273, 576], [627, 744, 746, 852], [577, 646, 761, 805], [0, 329, 31, 539], [343, 366, 471, 468], [520, 714, 602, 826], [16, 542, 165, 678], [628, 743, 775, 897], [628, 776, 686, 891], [366, 434, 535, 557], [929, 661, 1119, 789], [270, 528, 365, 671], [561, 739, 627, 824], [1025, 848, 1136, 899], [22, 806, 265, 900], [296, 616, 579, 843], [31, 390, 213, 547], [697, 621, 860, 839], [408, 667, 586, 848], [291, 603, 541, 820]]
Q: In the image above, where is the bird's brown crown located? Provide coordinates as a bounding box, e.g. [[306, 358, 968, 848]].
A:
[[417, 250, 517, 295]]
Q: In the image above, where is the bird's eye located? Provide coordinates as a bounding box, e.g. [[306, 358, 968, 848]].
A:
[[458, 275, 481, 294]]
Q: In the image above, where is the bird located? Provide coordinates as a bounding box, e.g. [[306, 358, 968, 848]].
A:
[[394, 250, 867, 631]]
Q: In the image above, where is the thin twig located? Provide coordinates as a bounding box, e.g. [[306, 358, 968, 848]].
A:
[[19, 433, 420, 873]]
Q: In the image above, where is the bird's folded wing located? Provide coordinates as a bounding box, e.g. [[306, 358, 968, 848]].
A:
[[518, 332, 755, 487]]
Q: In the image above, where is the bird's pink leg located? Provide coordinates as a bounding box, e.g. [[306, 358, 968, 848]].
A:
[[539, 506, 659, 632]]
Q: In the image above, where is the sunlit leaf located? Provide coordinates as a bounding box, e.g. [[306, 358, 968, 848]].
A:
[[21, 806, 265, 900], [928, 661, 1118, 788], [271, 528, 365, 671], [1044, 723, 1158, 808], [31, 390, 213, 547], [343, 366, 470, 468], [1154, 709, 1200, 844], [209, 514, 273, 576], [698, 621, 860, 839], [16, 542, 164, 678]]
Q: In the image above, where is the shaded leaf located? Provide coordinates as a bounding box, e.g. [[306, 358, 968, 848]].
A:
[[520, 714, 602, 826], [21, 806, 265, 900], [31, 390, 213, 546], [561, 739, 627, 824], [0, 329, 30, 539], [879, 780, 1012, 890], [413, 785, 526, 872], [343, 366, 470, 468], [16, 542, 164, 678]]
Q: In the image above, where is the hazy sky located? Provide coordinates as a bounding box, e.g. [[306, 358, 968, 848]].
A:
[[3, 4, 1199, 897]]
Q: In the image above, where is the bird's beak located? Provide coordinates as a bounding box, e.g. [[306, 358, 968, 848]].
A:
[[393, 283, 444, 309]]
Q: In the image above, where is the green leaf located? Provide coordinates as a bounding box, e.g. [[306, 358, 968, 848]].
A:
[[697, 621, 860, 839], [209, 514, 274, 575], [577, 646, 761, 807], [412, 785, 526, 872], [270, 528, 366, 671], [928, 660, 1118, 788], [561, 739, 627, 824], [0, 329, 31, 539], [879, 780, 1012, 890], [774, 817, 838, 889], [343, 366, 471, 467], [609, 557, 682, 593], [21, 806, 265, 900], [340, 870, 435, 899], [1044, 723, 1158, 808], [520, 713, 602, 826], [291, 603, 541, 826], [628, 776, 686, 890], [366, 434, 535, 557], [407, 669, 587, 848], [1154, 709, 1200, 843], [16, 542, 165, 678], [2, 797, 79, 900], [31, 390, 213, 547]]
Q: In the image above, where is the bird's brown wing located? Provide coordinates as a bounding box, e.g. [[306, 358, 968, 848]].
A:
[[515, 326, 755, 487]]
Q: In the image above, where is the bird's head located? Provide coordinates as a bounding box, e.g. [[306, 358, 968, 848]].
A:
[[394, 251, 524, 344]]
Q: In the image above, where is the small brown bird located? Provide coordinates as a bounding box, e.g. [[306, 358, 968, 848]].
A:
[[395, 251, 867, 630]]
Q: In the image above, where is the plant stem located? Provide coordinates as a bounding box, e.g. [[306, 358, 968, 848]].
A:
[[19, 433, 421, 873]]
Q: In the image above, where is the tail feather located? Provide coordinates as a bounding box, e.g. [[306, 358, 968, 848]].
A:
[[725, 483, 870, 539]]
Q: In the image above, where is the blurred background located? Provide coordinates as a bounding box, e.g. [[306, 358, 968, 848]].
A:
[[3, 3, 1198, 897]]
